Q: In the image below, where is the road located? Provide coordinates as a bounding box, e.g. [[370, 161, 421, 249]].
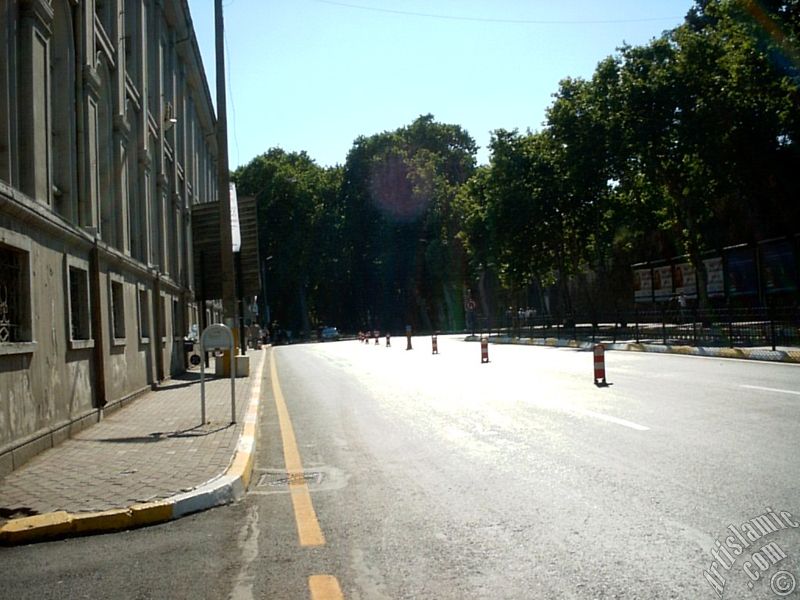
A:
[[1, 336, 799, 599]]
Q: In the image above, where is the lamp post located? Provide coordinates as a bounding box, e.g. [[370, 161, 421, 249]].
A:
[[215, 0, 236, 331]]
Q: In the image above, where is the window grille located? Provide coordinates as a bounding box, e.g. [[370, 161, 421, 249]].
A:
[[0, 246, 21, 343], [68, 265, 91, 341]]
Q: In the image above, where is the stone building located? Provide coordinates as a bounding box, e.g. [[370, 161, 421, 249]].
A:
[[0, 0, 220, 474]]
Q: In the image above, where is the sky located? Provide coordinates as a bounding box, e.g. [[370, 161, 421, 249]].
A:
[[186, 0, 697, 169]]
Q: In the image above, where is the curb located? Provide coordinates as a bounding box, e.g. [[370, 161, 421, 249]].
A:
[[465, 335, 800, 364], [0, 351, 267, 546]]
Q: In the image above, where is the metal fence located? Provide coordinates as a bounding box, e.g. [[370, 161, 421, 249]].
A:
[[474, 306, 800, 350]]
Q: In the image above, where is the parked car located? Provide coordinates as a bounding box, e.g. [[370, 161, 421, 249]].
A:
[[321, 326, 340, 341]]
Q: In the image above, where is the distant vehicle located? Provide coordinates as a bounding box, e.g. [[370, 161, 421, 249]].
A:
[[321, 326, 340, 341]]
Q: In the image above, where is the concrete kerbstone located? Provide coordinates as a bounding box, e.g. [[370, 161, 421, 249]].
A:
[[473, 336, 800, 364]]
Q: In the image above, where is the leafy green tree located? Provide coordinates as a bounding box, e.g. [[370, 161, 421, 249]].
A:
[[233, 149, 341, 334], [339, 115, 477, 331]]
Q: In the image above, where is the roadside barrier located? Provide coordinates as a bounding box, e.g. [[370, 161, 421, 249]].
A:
[[432, 334, 439, 355], [594, 344, 607, 386], [481, 337, 489, 363]]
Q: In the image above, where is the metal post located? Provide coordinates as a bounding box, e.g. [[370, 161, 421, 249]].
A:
[[770, 306, 777, 351], [230, 340, 236, 423], [235, 251, 246, 355], [200, 355, 206, 425], [216, 0, 237, 329]]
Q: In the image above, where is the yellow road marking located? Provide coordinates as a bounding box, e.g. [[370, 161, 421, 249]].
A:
[[309, 575, 344, 600], [270, 350, 326, 547]]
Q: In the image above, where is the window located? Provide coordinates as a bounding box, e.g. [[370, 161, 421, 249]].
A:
[[158, 292, 166, 341], [0, 3, 13, 183], [0, 230, 34, 355], [66, 258, 93, 349], [110, 275, 126, 343], [0, 245, 33, 351], [51, 0, 78, 222], [172, 296, 180, 338], [137, 284, 150, 343], [124, 0, 142, 89]]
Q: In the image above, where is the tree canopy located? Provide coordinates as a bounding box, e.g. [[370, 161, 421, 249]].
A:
[[233, 1, 799, 333]]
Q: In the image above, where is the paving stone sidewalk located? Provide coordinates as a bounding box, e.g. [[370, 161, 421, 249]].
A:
[[0, 349, 267, 526]]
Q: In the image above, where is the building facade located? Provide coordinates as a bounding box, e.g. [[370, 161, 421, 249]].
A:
[[0, 0, 219, 474]]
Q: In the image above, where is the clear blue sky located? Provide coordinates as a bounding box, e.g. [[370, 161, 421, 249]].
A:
[[186, 0, 696, 169]]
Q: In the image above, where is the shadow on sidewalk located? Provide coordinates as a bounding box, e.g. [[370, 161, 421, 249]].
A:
[[79, 423, 235, 444]]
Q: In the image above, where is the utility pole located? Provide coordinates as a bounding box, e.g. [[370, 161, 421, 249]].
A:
[[215, 0, 236, 330]]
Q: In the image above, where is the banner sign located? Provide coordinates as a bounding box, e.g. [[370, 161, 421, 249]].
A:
[[230, 183, 241, 252], [673, 262, 697, 298], [704, 257, 724, 297], [726, 247, 758, 296], [633, 268, 652, 303], [653, 265, 673, 301], [760, 239, 797, 294]]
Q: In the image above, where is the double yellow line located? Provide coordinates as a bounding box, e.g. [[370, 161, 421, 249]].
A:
[[270, 351, 344, 600]]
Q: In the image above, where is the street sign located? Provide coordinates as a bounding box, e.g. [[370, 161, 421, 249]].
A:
[[201, 323, 234, 350], [199, 323, 236, 425]]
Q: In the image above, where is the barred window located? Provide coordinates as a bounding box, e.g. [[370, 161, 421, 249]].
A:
[[159, 292, 166, 341], [68, 264, 91, 343], [110, 276, 126, 341], [0, 245, 22, 343], [173, 296, 180, 338], [138, 285, 150, 342], [0, 231, 34, 352]]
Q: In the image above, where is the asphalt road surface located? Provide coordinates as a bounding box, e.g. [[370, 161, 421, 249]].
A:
[[2, 335, 799, 599]]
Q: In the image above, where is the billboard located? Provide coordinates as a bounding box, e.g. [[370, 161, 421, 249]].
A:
[[633, 268, 653, 303], [673, 262, 697, 298], [726, 246, 758, 297], [704, 256, 724, 298], [760, 239, 797, 294], [652, 265, 673, 301]]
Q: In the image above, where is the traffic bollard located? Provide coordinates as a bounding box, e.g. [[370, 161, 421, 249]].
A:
[[593, 343, 607, 386], [432, 334, 438, 354], [481, 336, 489, 363]]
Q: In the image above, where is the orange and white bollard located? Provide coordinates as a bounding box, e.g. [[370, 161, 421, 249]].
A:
[[480, 336, 489, 363], [432, 334, 439, 355], [593, 344, 607, 386]]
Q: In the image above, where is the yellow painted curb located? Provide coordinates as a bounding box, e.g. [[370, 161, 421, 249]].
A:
[[71, 509, 133, 534], [785, 351, 800, 363], [670, 345, 694, 355], [130, 501, 174, 526], [718, 348, 746, 359], [0, 511, 72, 545]]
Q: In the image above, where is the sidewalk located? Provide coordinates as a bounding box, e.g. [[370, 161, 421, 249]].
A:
[[0, 348, 268, 545], [467, 335, 800, 363]]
